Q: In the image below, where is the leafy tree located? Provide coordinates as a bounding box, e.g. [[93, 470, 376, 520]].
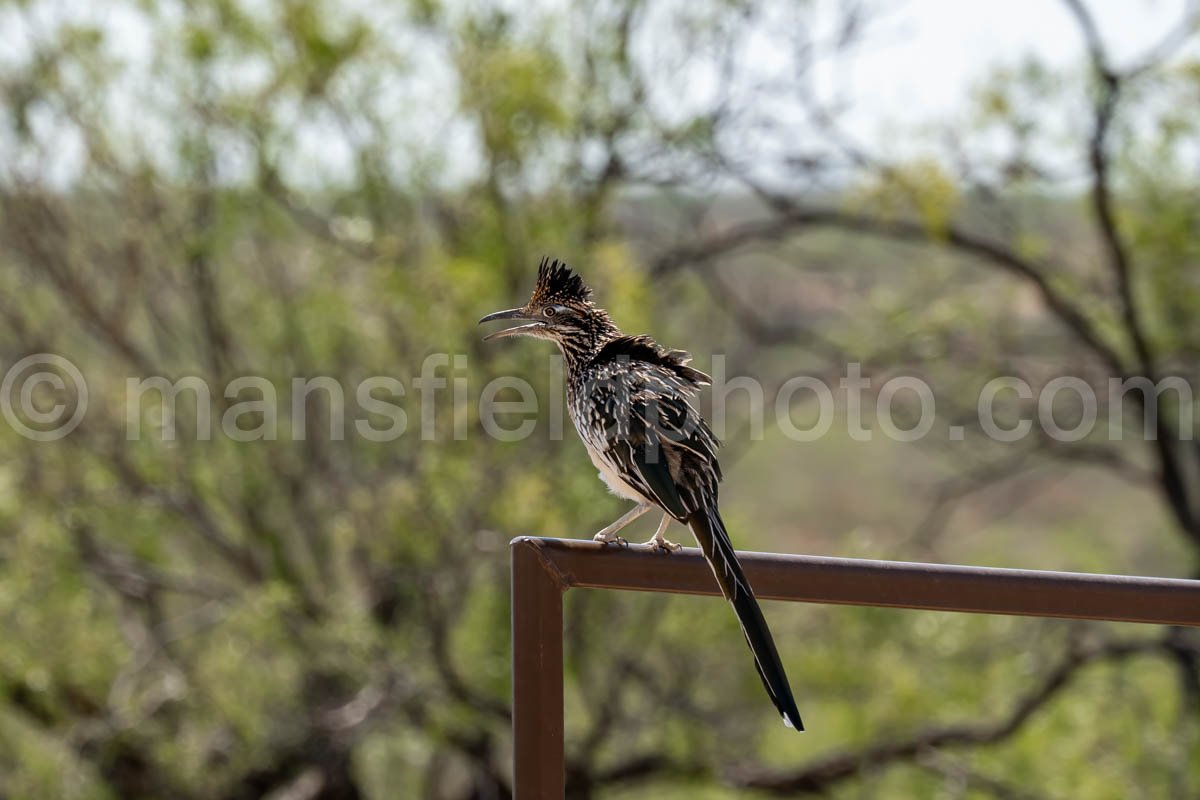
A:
[[0, 1, 1196, 797]]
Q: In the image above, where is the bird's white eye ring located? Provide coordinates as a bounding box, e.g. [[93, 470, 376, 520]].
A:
[[543, 306, 558, 317]]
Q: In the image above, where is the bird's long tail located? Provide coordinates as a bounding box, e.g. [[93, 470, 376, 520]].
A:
[[687, 506, 803, 731]]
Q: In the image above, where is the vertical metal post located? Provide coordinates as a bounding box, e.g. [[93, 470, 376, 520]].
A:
[[511, 538, 565, 799]]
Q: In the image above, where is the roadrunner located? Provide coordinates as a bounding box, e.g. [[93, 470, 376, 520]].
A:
[[481, 257, 803, 730]]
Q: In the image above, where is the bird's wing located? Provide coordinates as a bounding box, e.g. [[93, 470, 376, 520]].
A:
[[626, 436, 688, 519], [583, 360, 717, 520]]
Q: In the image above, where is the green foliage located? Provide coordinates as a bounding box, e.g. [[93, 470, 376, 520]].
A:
[[850, 159, 961, 238], [0, 1, 1196, 798], [456, 13, 568, 166]]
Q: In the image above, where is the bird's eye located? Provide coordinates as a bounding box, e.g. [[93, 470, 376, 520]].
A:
[[543, 306, 558, 317]]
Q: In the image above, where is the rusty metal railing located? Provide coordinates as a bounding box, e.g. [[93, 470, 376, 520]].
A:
[[511, 536, 1200, 799]]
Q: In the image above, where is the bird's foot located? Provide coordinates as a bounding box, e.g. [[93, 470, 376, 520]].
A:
[[642, 513, 681, 552], [592, 531, 628, 546], [642, 534, 682, 552]]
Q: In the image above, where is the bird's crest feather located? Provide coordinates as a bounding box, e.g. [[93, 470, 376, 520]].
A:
[[531, 256, 592, 305]]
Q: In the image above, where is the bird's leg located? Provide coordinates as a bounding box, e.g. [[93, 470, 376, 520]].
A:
[[592, 503, 650, 545], [643, 513, 682, 552]]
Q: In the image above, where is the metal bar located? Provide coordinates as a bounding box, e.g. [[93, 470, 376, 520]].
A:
[[533, 537, 1200, 626], [511, 537, 566, 799], [509, 536, 1200, 799]]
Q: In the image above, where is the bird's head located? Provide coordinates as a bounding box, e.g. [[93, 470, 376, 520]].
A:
[[479, 257, 616, 354]]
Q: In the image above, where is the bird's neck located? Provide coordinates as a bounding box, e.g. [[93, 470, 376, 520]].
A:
[[558, 314, 620, 373]]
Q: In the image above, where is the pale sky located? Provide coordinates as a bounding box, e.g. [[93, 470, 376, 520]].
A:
[[833, 0, 1195, 140], [1, 0, 1195, 187]]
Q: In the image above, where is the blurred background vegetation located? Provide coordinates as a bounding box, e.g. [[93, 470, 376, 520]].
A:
[[1, 0, 1199, 797]]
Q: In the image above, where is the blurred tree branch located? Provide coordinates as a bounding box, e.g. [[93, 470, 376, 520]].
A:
[[732, 635, 1186, 795]]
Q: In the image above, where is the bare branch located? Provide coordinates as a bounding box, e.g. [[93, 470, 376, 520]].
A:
[[1060, 0, 1115, 81], [1127, 1, 1200, 76], [692, 262, 845, 359], [916, 751, 1055, 800], [1062, 0, 1200, 543], [652, 206, 1126, 377], [1062, 0, 1151, 371], [732, 637, 1172, 795]]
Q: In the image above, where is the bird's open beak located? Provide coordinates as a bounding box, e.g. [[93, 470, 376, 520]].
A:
[[479, 308, 544, 341]]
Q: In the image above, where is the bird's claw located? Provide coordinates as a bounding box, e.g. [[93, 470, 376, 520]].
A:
[[643, 537, 682, 552], [592, 532, 628, 546]]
